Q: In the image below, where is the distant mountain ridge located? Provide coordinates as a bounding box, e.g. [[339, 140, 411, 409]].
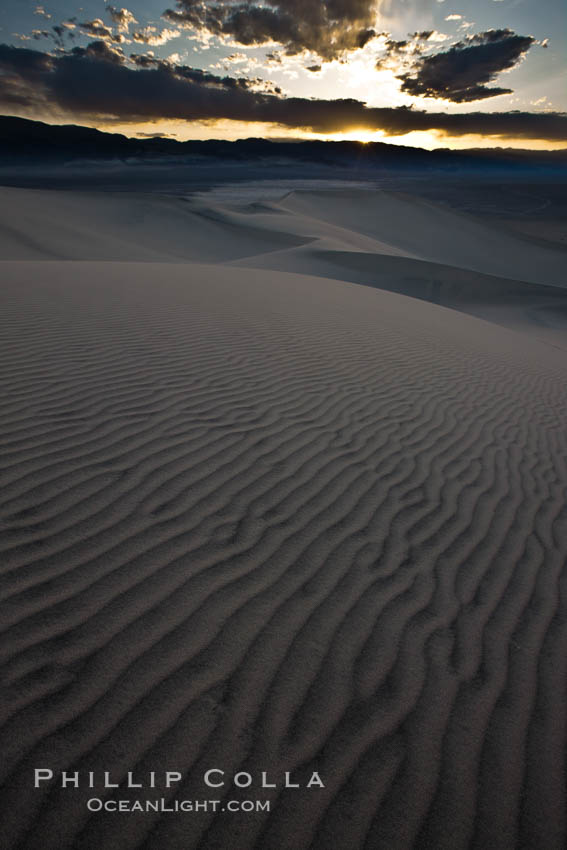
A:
[[1, 115, 566, 172]]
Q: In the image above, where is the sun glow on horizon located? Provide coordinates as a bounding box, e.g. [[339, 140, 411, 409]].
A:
[[87, 117, 567, 152], [16, 113, 567, 153], [319, 128, 567, 151], [1, 0, 565, 154]]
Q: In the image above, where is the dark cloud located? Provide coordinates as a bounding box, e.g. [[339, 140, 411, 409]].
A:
[[136, 130, 173, 137], [375, 30, 435, 71], [130, 51, 278, 91], [376, 39, 409, 70], [129, 51, 160, 68], [70, 40, 127, 65], [397, 29, 535, 102], [0, 43, 565, 141], [78, 19, 118, 40], [163, 0, 379, 60]]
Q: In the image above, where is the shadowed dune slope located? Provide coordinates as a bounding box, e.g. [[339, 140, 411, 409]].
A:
[[2, 185, 566, 351], [0, 188, 310, 262], [274, 190, 567, 288], [233, 247, 567, 348], [2, 185, 566, 286], [1, 260, 567, 850]]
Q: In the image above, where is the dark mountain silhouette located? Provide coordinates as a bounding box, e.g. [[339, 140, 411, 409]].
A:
[[1, 116, 566, 174]]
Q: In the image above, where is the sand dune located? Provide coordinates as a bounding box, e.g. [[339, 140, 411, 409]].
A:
[[0, 187, 309, 262], [236, 247, 567, 348], [2, 184, 566, 284], [1, 184, 567, 850], [271, 189, 567, 286], [2, 185, 566, 348]]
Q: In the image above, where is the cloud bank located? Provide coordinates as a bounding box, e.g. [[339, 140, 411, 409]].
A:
[[0, 42, 565, 141], [397, 29, 535, 102], [163, 0, 380, 60]]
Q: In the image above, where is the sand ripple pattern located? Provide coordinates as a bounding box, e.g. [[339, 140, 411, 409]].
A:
[[0, 261, 566, 850]]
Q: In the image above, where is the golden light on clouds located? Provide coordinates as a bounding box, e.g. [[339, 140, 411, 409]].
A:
[[322, 129, 567, 150], [2, 0, 565, 152], [94, 118, 567, 151]]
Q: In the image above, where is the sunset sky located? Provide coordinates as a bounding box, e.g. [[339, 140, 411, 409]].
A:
[[1, 0, 566, 148]]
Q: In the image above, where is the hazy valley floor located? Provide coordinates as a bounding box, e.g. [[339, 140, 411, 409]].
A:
[[0, 182, 567, 850]]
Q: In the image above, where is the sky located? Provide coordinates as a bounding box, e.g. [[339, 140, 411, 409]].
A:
[[0, 0, 566, 148]]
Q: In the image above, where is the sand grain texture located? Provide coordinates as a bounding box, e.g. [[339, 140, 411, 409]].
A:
[[0, 185, 567, 850]]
